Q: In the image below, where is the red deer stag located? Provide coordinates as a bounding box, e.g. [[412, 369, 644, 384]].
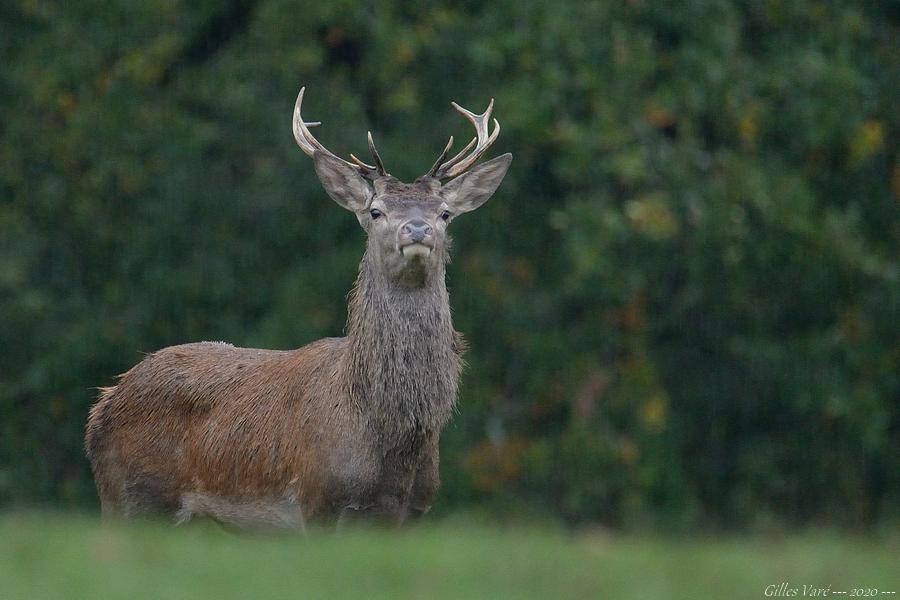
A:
[[85, 86, 512, 529]]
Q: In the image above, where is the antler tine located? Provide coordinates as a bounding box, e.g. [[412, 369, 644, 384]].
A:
[[426, 136, 455, 177], [349, 132, 388, 176], [293, 87, 337, 159], [349, 153, 375, 170], [367, 131, 386, 176], [431, 98, 500, 179], [454, 98, 494, 144], [439, 136, 477, 171], [293, 86, 387, 178]]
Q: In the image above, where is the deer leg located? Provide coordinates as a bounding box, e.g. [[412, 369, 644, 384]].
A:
[[405, 434, 440, 521], [336, 497, 402, 529], [119, 475, 180, 519], [336, 454, 425, 527], [99, 498, 120, 521]]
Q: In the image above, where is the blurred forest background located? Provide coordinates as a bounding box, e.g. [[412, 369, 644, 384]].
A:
[[0, 1, 897, 531]]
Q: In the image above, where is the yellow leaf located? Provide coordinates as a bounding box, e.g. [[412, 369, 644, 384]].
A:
[[738, 112, 758, 145], [849, 120, 884, 165], [624, 194, 679, 239], [640, 394, 668, 432]]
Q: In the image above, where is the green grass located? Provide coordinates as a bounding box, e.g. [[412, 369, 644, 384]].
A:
[[0, 513, 897, 600]]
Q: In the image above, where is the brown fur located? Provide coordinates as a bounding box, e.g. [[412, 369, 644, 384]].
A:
[[85, 123, 511, 530]]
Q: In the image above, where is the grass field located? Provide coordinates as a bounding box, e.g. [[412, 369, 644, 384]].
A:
[[0, 513, 897, 600]]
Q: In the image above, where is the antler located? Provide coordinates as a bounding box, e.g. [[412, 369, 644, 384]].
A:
[[427, 99, 500, 179], [292, 87, 387, 178]]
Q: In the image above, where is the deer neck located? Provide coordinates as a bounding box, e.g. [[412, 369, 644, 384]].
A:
[[344, 250, 461, 446]]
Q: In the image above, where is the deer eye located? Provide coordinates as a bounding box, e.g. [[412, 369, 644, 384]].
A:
[[370, 208, 382, 220], [440, 210, 451, 222]]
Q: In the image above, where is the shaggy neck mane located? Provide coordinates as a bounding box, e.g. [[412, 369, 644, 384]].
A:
[[343, 250, 461, 448]]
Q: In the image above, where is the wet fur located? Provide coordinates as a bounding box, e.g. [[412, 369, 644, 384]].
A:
[[85, 248, 462, 528]]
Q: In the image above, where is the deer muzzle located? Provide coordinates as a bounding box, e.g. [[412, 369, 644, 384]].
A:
[[399, 220, 434, 256]]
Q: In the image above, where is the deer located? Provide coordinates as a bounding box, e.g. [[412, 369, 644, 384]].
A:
[[84, 86, 512, 530]]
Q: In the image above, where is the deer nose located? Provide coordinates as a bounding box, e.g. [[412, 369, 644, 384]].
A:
[[401, 220, 433, 243]]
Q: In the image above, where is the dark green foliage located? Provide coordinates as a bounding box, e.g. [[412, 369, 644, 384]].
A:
[[0, 1, 897, 529]]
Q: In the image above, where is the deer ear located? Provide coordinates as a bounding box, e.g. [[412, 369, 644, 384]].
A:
[[440, 153, 512, 214], [313, 151, 372, 212]]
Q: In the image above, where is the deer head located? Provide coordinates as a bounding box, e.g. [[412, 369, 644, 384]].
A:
[[292, 87, 512, 287]]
